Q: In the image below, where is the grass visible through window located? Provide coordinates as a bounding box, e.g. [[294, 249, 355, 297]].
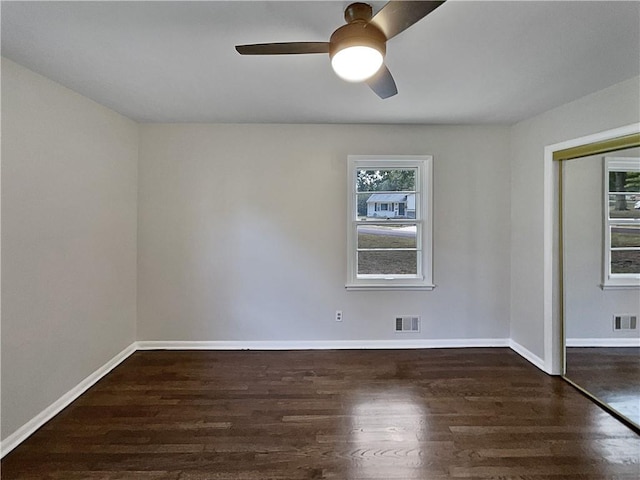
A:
[[357, 231, 416, 275]]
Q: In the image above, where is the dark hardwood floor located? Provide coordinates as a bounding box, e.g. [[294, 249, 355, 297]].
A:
[[565, 347, 640, 427], [2, 348, 639, 479]]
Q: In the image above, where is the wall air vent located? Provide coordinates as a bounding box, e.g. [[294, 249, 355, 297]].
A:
[[613, 314, 638, 331], [395, 316, 420, 333]]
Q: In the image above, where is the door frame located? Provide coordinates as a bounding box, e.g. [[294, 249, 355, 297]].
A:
[[542, 122, 640, 374]]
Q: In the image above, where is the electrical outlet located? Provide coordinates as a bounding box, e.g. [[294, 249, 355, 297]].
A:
[[335, 310, 343, 322]]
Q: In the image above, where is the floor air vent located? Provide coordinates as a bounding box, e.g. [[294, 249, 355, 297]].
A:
[[395, 316, 420, 333], [613, 314, 638, 331]]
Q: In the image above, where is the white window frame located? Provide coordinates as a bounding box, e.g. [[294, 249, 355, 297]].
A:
[[602, 156, 640, 289], [346, 155, 434, 291]]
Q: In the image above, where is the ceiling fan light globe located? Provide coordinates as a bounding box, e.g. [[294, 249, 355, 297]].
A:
[[331, 45, 383, 82]]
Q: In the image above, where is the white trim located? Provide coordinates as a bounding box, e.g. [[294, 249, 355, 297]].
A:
[[345, 284, 436, 291], [600, 283, 640, 290], [136, 339, 510, 351], [601, 278, 640, 289], [543, 141, 557, 373], [606, 157, 640, 173], [543, 123, 640, 376], [0, 338, 553, 457], [509, 339, 547, 372], [346, 155, 434, 290], [566, 338, 640, 347], [0, 343, 137, 459], [603, 156, 640, 287]]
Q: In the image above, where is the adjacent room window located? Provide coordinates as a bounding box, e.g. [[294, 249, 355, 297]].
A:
[[346, 155, 434, 290], [603, 157, 640, 288]]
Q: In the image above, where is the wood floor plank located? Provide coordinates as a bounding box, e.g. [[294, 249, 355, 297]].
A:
[[2, 348, 639, 479], [565, 346, 640, 426]]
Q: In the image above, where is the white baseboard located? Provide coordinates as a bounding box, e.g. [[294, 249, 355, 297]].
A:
[[2, 337, 547, 458], [136, 338, 510, 351], [509, 339, 547, 373], [0, 342, 137, 459], [566, 338, 640, 347]]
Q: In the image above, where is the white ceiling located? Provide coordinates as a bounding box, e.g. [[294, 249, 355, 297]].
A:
[[2, 1, 639, 124]]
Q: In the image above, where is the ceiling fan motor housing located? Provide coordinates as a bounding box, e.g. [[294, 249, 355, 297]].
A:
[[344, 2, 374, 23], [329, 22, 387, 60]]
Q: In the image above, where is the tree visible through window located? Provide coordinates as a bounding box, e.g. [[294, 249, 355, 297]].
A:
[[347, 156, 434, 290]]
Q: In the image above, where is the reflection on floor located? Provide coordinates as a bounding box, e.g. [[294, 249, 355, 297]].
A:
[[566, 347, 640, 426], [3, 349, 640, 478]]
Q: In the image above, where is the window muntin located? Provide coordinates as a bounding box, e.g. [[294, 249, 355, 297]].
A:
[[603, 157, 640, 287], [347, 156, 433, 290]]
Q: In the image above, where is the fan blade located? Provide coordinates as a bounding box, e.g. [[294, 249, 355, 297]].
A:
[[236, 42, 330, 55], [371, 1, 446, 40], [366, 65, 397, 99]]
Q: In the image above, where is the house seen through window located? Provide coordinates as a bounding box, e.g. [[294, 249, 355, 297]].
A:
[[347, 156, 434, 290]]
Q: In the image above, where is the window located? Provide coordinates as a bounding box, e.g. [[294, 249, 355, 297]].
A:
[[603, 156, 640, 288], [346, 155, 434, 290]]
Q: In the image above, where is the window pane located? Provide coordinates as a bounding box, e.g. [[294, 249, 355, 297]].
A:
[[357, 225, 417, 249], [611, 225, 640, 248], [357, 192, 417, 219], [609, 171, 640, 193], [358, 251, 417, 275], [611, 250, 640, 274], [608, 194, 640, 219], [356, 169, 416, 192]]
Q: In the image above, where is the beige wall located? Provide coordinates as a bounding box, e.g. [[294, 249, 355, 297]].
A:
[[563, 150, 640, 341], [137, 124, 512, 342], [3, 52, 638, 447], [509, 76, 640, 359], [1, 58, 138, 439]]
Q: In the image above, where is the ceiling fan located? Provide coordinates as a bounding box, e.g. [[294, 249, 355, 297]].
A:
[[235, 1, 446, 99]]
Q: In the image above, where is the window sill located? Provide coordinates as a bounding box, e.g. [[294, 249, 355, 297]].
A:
[[600, 283, 640, 291], [345, 283, 436, 291]]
